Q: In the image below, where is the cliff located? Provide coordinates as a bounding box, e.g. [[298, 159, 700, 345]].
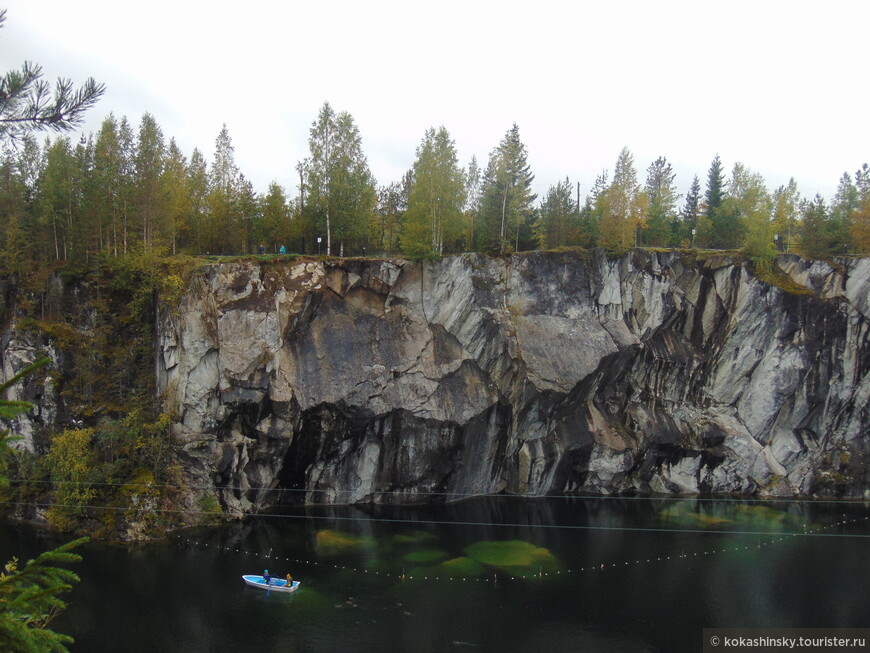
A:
[[151, 250, 869, 514]]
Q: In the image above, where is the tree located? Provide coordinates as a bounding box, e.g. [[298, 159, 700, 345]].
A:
[[464, 155, 481, 249], [771, 178, 800, 252], [829, 172, 858, 254], [729, 164, 774, 265], [374, 174, 409, 256], [599, 147, 648, 254], [478, 123, 537, 254], [798, 194, 832, 259], [35, 137, 76, 262], [849, 163, 870, 254], [160, 138, 191, 255], [722, 162, 771, 257], [704, 154, 730, 247], [91, 115, 124, 256], [537, 177, 576, 249], [0, 148, 30, 272], [575, 170, 610, 248], [203, 124, 239, 254], [186, 148, 208, 254], [133, 113, 165, 251], [679, 175, 703, 247], [0, 358, 85, 653], [0, 10, 104, 145], [643, 156, 680, 246], [255, 181, 291, 253], [402, 126, 466, 257], [234, 173, 258, 254], [301, 102, 375, 256]]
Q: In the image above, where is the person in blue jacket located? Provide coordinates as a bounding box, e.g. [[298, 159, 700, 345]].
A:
[[263, 569, 272, 585]]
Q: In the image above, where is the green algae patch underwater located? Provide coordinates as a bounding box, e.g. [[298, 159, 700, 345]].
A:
[[391, 530, 438, 546], [658, 503, 735, 529], [463, 540, 560, 576], [401, 549, 450, 564], [315, 529, 376, 555], [436, 556, 486, 577]]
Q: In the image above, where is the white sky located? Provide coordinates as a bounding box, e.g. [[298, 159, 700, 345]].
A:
[[3, 0, 868, 202]]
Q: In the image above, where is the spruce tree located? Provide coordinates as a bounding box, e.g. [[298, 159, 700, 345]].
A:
[[680, 175, 702, 247], [478, 124, 536, 254], [643, 156, 679, 247]]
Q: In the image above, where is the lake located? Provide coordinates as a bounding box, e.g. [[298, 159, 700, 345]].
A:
[[2, 496, 869, 652]]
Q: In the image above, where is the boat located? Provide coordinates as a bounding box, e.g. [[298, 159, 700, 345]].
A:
[[242, 575, 301, 593]]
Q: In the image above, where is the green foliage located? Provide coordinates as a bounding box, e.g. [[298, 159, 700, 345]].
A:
[[301, 102, 376, 257], [44, 428, 97, 531], [0, 537, 87, 653], [536, 177, 578, 249], [0, 356, 83, 652], [798, 195, 834, 259], [401, 127, 467, 258], [0, 9, 105, 145], [598, 148, 648, 254], [478, 124, 537, 254], [643, 156, 680, 247]]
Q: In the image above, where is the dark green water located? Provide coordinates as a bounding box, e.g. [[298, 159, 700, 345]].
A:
[[2, 497, 869, 652]]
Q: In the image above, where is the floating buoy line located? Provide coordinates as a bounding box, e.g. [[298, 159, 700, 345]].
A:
[[175, 513, 869, 584]]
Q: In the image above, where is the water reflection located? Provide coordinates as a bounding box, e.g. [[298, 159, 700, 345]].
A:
[[1, 496, 867, 652]]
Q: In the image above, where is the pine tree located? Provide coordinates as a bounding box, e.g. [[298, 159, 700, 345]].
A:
[[133, 113, 165, 251], [35, 137, 76, 262], [160, 138, 191, 255], [0, 149, 30, 272], [0, 10, 104, 145], [92, 116, 124, 256]]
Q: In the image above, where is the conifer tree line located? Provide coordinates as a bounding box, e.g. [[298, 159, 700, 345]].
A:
[[2, 101, 869, 272]]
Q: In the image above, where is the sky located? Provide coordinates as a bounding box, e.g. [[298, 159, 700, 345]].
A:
[[4, 0, 868, 203]]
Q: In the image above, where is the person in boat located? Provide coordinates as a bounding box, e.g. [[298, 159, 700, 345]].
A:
[[285, 573, 293, 587], [263, 569, 272, 585]]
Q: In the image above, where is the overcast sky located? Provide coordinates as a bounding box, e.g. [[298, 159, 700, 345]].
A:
[[4, 0, 868, 203]]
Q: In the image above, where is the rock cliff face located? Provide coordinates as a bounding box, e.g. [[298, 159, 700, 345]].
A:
[[155, 251, 870, 513]]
